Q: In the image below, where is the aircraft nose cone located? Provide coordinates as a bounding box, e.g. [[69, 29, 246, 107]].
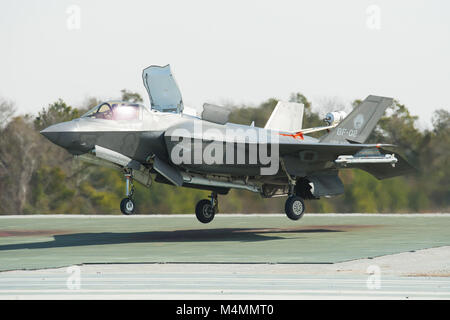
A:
[[40, 121, 84, 154], [40, 129, 59, 145]]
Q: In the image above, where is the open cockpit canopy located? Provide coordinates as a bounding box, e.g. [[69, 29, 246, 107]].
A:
[[81, 101, 145, 121], [142, 64, 184, 114]]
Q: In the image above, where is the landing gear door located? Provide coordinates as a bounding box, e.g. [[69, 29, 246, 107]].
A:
[[142, 65, 184, 113]]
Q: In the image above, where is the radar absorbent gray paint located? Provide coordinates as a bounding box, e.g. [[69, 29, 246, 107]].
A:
[[41, 64, 416, 221]]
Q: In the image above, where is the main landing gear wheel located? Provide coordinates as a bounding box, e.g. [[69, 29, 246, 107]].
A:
[[285, 196, 305, 221], [120, 197, 136, 215], [195, 192, 218, 223]]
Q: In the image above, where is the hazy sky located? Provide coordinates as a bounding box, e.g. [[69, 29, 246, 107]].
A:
[[1, 0, 449, 128]]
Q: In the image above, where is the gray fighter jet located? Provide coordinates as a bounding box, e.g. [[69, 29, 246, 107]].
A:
[[41, 65, 414, 222]]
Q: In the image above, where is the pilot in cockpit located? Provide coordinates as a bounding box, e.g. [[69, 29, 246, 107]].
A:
[[82, 101, 142, 121]]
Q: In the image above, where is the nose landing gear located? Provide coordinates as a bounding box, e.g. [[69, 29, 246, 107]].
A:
[[195, 192, 218, 223], [120, 170, 136, 215]]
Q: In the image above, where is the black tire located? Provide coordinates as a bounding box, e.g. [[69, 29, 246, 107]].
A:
[[120, 198, 136, 215], [285, 196, 305, 221], [195, 199, 216, 223]]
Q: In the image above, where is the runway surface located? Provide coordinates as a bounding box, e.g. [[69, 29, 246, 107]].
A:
[[0, 214, 449, 299]]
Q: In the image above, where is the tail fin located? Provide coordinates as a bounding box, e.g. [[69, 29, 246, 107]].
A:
[[320, 95, 393, 144], [264, 101, 304, 132]]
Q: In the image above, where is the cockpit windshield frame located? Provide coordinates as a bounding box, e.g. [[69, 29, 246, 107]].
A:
[[81, 101, 144, 121]]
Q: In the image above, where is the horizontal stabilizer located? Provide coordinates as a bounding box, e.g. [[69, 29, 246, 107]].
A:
[[335, 147, 417, 180], [359, 147, 417, 179]]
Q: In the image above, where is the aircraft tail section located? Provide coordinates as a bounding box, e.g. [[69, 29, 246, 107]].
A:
[[264, 101, 304, 132], [320, 95, 393, 144]]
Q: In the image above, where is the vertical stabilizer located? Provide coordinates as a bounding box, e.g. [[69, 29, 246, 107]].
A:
[[264, 101, 304, 132], [320, 95, 393, 144]]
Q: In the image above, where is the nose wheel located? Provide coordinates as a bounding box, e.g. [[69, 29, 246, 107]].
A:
[[120, 197, 136, 215], [120, 171, 136, 215], [195, 192, 218, 223]]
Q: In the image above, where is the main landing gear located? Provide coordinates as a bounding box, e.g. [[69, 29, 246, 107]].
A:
[[285, 195, 305, 220], [283, 173, 306, 221], [195, 192, 218, 223], [120, 170, 136, 215]]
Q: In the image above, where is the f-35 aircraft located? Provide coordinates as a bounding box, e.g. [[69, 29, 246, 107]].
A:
[[41, 65, 414, 222]]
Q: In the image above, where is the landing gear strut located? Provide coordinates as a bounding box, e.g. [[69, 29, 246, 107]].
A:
[[120, 170, 136, 215], [281, 159, 306, 220], [195, 192, 218, 223]]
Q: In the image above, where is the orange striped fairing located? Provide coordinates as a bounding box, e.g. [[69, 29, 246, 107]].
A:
[[278, 131, 304, 140]]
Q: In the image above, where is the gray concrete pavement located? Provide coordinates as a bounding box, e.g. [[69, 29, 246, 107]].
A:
[[0, 214, 449, 299], [1, 247, 450, 299], [1, 214, 450, 270]]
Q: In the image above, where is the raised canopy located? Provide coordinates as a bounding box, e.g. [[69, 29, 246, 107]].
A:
[[142, 64, 184, 113]]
